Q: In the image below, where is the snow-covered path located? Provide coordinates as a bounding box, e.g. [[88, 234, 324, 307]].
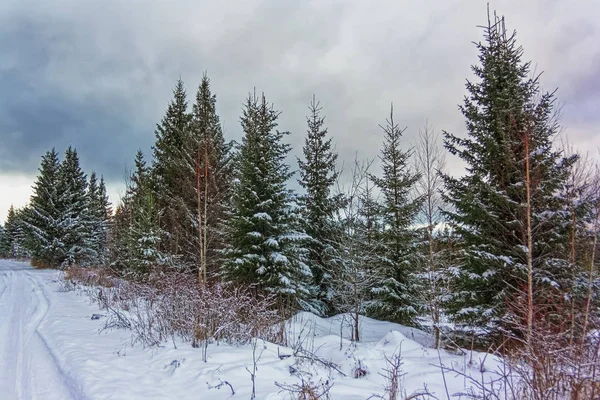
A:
[[0, 260, 85, 400]]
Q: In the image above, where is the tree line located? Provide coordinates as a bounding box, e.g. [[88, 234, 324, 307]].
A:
[[0, 147, 111, 267], [2, 13, 599, 348]]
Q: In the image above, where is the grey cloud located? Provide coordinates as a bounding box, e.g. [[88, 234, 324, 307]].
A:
[[0, 0, 599, 193]]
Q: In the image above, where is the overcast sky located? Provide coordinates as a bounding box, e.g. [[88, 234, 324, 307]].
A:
[[1, 0, 599, 224]]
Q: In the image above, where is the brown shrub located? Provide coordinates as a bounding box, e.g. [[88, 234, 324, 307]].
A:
[[31, 258, 54, 269], [501, 286, 600, 400], [63, 266, 285, 351]]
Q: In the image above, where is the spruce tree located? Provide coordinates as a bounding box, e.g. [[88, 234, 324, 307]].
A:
[[222, 92, 312, 308], [126, 191, 163, 275], [97, 176, 112, 262], [114, 150, 164, 275], [113, 150, 145, 269], [86, 172, 102, 263], [297, 96, 343, 313], [86, 172, 111, 265], [0, 223, 8, 258], [442, 13, 575, 337], [370, 105, 422, 325], [23, 148, 62, 266], [2, 205, 27, 259], [128, 150, 152, 206], [2, 206, 17, 258], [56, 147, 90, 266], [110, 204, 129, 269], [152, 79, 193, 259], [176, 73, 233, 279]]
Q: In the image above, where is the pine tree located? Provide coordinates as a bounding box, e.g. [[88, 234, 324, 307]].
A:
[[56, 147, 90, 266], [222, 92, 312, 308], [23, 148, 62, 266], [297, 96, 343, 313], [152, 79, 193, 259], [442, 13, 576, 337], [370, 104, 422, 325]]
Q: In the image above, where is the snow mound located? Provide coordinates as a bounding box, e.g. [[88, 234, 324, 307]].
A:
[[375, 331, 423, 352], [287, 311, 433, 347]]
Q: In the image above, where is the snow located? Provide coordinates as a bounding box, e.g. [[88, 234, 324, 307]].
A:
[[0, 259, 506, 399], [0, 260, 84, 400], [271, 252, 288, 263], [265, 238, 279, 247], [253, 213, 273, 221]]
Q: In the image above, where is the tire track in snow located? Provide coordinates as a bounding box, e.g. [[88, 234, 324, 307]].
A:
[[0, 267, 32, 400], [0, 261, 87, 400], [26, 272, 89, 400], [0, 270, 12, 306], [0, 269, 18, 398]]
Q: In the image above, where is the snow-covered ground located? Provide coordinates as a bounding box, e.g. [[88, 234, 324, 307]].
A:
[[0, 260, 505, 399]]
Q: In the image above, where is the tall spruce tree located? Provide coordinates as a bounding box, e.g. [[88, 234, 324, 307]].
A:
[[177, 73, 233, 280], [56, 147, 90, 266], [442, 13, 575, 337], [23, 148, 62, 266], [86, 172, 111, 265], [297, 96, 342, 313], [86, 172, 102, 263], [97, 176, 112, 262], [370, 105, 422, 325], [222, 92, 312, 308], [152, 79, 193, 259]]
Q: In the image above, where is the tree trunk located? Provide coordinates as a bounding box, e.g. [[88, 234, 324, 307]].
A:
[[581, 192, 599, 347], [203, 142, 209, 283], [197, 148, 204, 285], [354, 303, 360, 342], [524, 131, 534, 346]]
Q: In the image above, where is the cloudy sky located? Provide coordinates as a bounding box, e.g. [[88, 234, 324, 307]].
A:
[[1, 0, 599, 223]]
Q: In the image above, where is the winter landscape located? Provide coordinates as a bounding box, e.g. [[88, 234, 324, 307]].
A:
[[1, 1, 600, 399], [0, 259, 506, 400]]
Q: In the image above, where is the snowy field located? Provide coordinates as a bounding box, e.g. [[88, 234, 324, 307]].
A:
[[0, 260, 505, 400]]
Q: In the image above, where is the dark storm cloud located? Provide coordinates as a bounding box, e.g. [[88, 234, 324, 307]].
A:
[[0, 0, 599, 189], [0, 7, 152, 177]]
